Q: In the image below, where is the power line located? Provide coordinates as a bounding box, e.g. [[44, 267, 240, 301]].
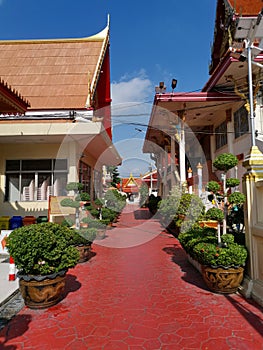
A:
[[112, 121, 260, 137]]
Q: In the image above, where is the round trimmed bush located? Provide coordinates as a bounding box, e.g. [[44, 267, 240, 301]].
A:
[[6, 222, 79, 275]]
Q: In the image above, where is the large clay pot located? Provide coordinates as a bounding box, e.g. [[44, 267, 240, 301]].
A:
[[76, 244, 92, 263], [201, 265, 244, 294], [18, 270, 67, 309]]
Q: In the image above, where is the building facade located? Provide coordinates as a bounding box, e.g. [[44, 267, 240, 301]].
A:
[[143, 0, 263, 306], [143, 0, 263, 197], [0, 22, 121, 218]]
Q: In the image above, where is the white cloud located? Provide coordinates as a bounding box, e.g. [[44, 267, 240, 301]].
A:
[[111, 73, 154, 130], [111, 72, 153, 105], [110, 72, 155, 176]]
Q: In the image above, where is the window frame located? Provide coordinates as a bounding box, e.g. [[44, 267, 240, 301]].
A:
[[215, 121, 227, 150], [5, 159, 68, 202], [234, 105, 249, 139]]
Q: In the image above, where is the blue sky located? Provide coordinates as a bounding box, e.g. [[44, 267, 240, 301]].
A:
[[0, 0, 217, 177]]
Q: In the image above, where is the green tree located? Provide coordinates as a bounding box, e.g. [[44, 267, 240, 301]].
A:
[[139, 182, 149, 207], [107, 166, 121, 188]]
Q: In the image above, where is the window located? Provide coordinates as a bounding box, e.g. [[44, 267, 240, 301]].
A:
[[234, 105, 249, 138], [5, 159, 68, 202], [215, 121, 227, 149]]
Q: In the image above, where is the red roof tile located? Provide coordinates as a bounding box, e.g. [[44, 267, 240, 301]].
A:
[[228, 0, 263, 15], [0, 27, 109, 111]]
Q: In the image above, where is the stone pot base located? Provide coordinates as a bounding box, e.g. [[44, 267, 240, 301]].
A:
[[19, 272, 66, 309], [96, 229, 106, 240], [201, 265, 244, 294]]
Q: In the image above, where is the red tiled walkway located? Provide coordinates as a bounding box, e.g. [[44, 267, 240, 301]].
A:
[[1, 204, 263, 349]]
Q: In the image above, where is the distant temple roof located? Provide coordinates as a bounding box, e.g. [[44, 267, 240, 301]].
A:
[[121, 174, 142, 193]]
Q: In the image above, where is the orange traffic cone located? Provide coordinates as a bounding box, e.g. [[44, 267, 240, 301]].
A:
[[9, 256, 16, 281]]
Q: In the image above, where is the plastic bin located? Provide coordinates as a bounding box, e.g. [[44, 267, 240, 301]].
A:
[[9, 216, 23, 229], [22, 216, 36, 226], [36, 216, 48, 224], [0, 216, 10, 230]]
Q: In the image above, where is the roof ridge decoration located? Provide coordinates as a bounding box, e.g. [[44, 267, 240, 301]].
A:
[[85, 17, 110, 108], [124, 173, 139, 187], [0, 77, 30, 113]]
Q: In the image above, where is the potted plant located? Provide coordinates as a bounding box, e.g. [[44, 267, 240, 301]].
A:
[[72, 227, 97, 263], [60, 182, 91, 229], [175, 192, 205, 233], [104, 189, 126, 218], [199, 207, 223, 229], [211, 153, 246, 235], [86, 218, 107, 240], [178, 227, 247, 294], [6, 222, 79, 309], [101, 207, 117, 226], [158, 186, 182, 231], [199, 207, 224, 244]]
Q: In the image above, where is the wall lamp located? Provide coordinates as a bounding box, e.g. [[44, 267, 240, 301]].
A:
[[171, 79, 177, 92], [155, 81, 166, 94], [155, 79, 177, 94]]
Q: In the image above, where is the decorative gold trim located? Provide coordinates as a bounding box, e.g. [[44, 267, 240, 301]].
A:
[[0, 25, 108, 45]]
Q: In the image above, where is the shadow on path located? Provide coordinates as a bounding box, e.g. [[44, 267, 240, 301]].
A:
[[225, 294, 263, 337], [62, 273, 81, 299], [134, 208, 152, 220], [163, 240, 263, 337], [163, 241, 211, 292], [0, 314, 32, 349]]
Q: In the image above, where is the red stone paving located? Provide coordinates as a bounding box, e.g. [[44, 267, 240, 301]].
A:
[[0, 204, 263, 349]]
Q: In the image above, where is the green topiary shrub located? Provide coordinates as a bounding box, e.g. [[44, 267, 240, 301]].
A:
[[78, 228, 97, 243], [6, 222, 79, 275], [61, 218, 74, 227], [228, 192, 246, 205], [205, 207, 224, 222], [176, 193, 205, 232], [104, 189, 126, 213], [66, 182, 83, 192], [86, 218, 106, 230], [75, 192, 91, 202], [60, 198, 80, 208], [206, 153, 245, 239], [226, 178, 240, 188], [193, 239, 247, 267], [178, 226, 217, 256], [158, 195, 180, 227], [207, 181, 221, 193], [213, 153, 238, 172]]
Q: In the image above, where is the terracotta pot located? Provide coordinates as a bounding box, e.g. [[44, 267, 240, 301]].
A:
[[201, 265, 244, 294], [76, 244, 92, 263], [199, 220, 218, 229], [18, 270, 67, 309]]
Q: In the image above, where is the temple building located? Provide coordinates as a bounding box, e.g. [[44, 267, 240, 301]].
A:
[[0, 20, 121, 218]]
